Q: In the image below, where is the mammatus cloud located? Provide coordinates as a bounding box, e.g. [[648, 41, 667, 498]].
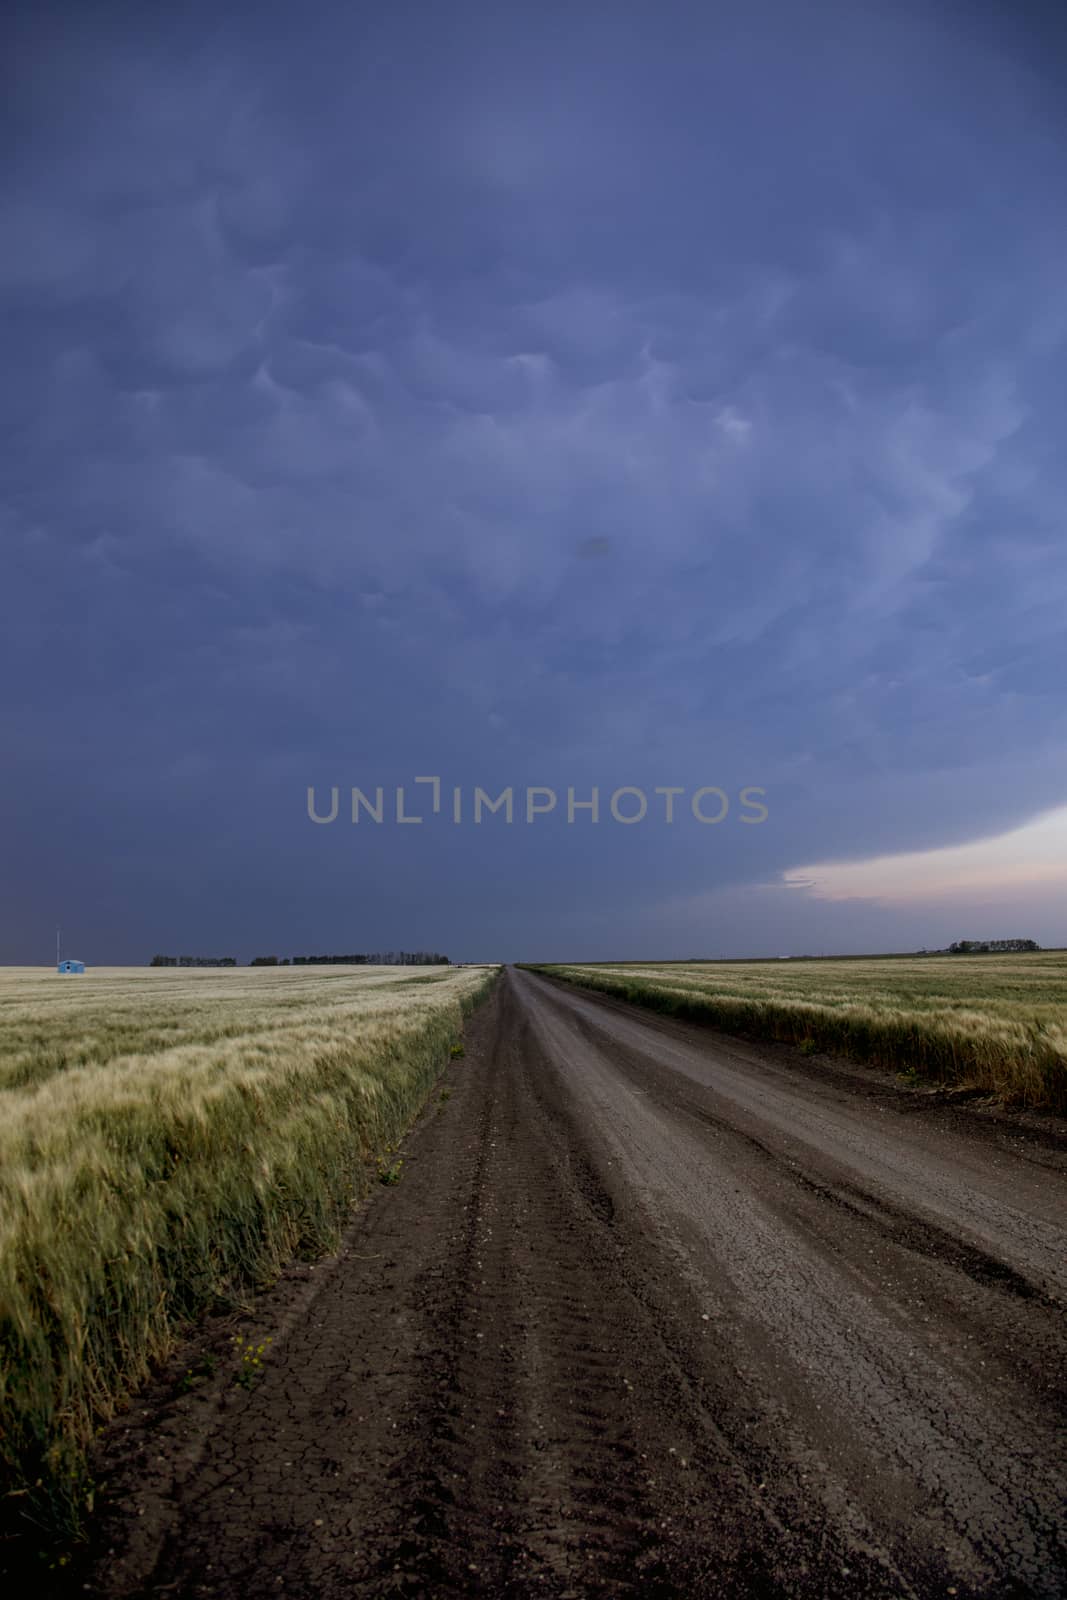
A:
[[2, 0, 1065, 960]]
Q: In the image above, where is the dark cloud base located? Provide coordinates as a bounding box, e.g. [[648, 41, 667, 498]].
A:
[[3, 1, 1065, 960]]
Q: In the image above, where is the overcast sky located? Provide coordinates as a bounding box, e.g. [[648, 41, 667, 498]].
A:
[[3, 0, 1066, 963]]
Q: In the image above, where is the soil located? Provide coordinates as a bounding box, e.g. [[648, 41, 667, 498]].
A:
[[22, 968, 1067, 1598]]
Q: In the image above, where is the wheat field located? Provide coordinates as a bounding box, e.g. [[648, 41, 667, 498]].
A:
[[532, 953, 1067, 1112], [0, 963, 497, 1533]]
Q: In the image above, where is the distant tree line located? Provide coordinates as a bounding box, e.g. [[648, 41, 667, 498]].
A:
[[290, 951, 451, 966], [152, 951, 450, 967], [150, 955, 237, 967], [946, 939, 1040, 954]]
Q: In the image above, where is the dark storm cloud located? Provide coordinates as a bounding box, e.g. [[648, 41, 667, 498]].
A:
[[2, 0, 1066, 960]]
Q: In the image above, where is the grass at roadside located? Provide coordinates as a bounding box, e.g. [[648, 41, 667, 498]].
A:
[[525, 955, 1067, 1112], [0, 963, 498, 1538]]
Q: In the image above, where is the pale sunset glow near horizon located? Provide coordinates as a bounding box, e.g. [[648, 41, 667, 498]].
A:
[[785, 805, 1067, 910]]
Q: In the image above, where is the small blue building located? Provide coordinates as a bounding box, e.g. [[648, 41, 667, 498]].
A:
[[57, 959, 85, 974]]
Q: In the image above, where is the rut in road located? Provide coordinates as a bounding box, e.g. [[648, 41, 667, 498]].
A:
[[78, 967, 1066, 1600]]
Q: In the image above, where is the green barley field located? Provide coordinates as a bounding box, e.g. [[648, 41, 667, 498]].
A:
[[0, 963, 497, 1534], [532, 953, 1067, 1112]]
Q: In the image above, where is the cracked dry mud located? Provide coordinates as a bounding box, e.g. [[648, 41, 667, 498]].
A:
[[67, 968, 1067, 1597]]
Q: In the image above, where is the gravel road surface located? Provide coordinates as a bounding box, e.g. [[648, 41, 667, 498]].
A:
[[74, 967, 1066, 1599]]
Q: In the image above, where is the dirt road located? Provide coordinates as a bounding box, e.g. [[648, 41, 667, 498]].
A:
[[78, 967, 1066, 1598]]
